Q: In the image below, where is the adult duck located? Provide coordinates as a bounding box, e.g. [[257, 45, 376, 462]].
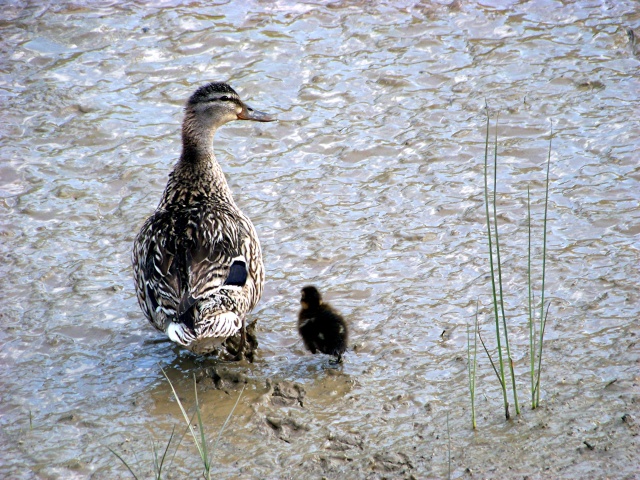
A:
[[132, 82, 275, 357]]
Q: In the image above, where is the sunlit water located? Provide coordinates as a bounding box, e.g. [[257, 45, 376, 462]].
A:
[[1, 1, 639, 478]]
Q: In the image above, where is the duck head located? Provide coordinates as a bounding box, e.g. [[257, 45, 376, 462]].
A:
[[187, 82, 275, 123], [300, 285, 322, 310], [182, 82, 275, 149]]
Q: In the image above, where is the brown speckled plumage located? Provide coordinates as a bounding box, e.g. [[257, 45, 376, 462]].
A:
[[132, 82, 275, 356]]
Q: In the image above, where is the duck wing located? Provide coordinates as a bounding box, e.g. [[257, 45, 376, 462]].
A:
[[134, 205, 251, 331]]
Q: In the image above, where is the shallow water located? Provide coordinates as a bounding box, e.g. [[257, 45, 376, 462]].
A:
[[1, 1, 639, 478]]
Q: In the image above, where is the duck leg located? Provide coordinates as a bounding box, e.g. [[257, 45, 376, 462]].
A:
[[235, 320, 247, 361], [224, 318, 246, 361], [328, 353, 343, 366]]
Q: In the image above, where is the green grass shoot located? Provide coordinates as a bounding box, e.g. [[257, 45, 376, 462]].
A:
[[109, 447, 141, 480], [535, 123, 552, 407], [528, 185, 535, 407], [479, 108, 553, 420], [110, 369, 246, 479], [108, 415, 179, 479], [490, 114, 520, 416], [483, 109, 510, 419], [161, 368, 211, 478], [162, 368, 246, 479], [467, 301, 479, 429]]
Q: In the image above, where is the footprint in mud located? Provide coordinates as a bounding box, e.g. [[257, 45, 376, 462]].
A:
[[324, 431, 364, 451], [264, 413, 311, 443], [252, 380, 310, 443], [195, 364, 248, 391], [267, 379, 306, 407], [369, 451, 415, 474]]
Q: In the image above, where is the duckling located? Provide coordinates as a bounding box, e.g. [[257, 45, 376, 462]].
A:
[[132, 82, 275, 357], [298, 286, 349, 363]]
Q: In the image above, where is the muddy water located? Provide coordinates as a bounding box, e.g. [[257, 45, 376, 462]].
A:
[[1, 1, 639, 478]]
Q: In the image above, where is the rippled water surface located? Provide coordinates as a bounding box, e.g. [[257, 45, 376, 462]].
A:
[[1, 1, 639, 478]]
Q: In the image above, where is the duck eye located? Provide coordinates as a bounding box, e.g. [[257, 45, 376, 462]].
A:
[[219, 95, 230, 101]]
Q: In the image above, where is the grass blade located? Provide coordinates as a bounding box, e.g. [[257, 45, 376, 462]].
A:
[[108, 447, 141, 480], [483, 107, 509, 419], [152, 440, 159, 478], [193, 373, 211, 477], [213, 384, 246, 453], [535, 122, 552, 406], [528, 185, 536, 408], [169, 417, 193, 471], [467, 301, 479, 429], [154, 425, 175, 479], [491, 115, 520, 416], [534, 302, 551, 403], [161, 368, 206, 464], [477, 328, 504, 390]]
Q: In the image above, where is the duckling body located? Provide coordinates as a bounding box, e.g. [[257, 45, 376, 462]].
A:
[[298, 286, 348, 363], [132, 82, 275, 356]]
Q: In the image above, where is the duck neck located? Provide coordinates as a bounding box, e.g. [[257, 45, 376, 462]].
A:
[[180, 111, 218, 159], [159, 118, 236, 209]]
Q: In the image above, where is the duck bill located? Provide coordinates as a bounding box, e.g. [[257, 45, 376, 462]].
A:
[[238, 103, 276, 122]]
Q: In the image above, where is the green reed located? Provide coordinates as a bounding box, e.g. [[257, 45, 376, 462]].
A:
[[467, 301, 479, 429], [109, 428, 175, 480], [110, 369, 245, 479], [162, 369, 245, 480], [482, 112, 514, 419], [109, 425, 177, 480], [475, 111, 553, 420], [162, 369, 212, 478], [529, 123, 552, 409]]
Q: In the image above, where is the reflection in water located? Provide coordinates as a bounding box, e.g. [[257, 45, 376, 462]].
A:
[[1, 1, 639, 478]]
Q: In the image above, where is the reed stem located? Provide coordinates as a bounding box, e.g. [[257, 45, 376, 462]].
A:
[[483, 108, 509, 419], [534, 123, 552, 407], [467, 301, 479, 429], [491, 115, 520, 416], [528, 186, 536, 408]]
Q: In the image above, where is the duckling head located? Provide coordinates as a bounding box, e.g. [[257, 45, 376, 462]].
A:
[[300, 285, 322, 310]]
